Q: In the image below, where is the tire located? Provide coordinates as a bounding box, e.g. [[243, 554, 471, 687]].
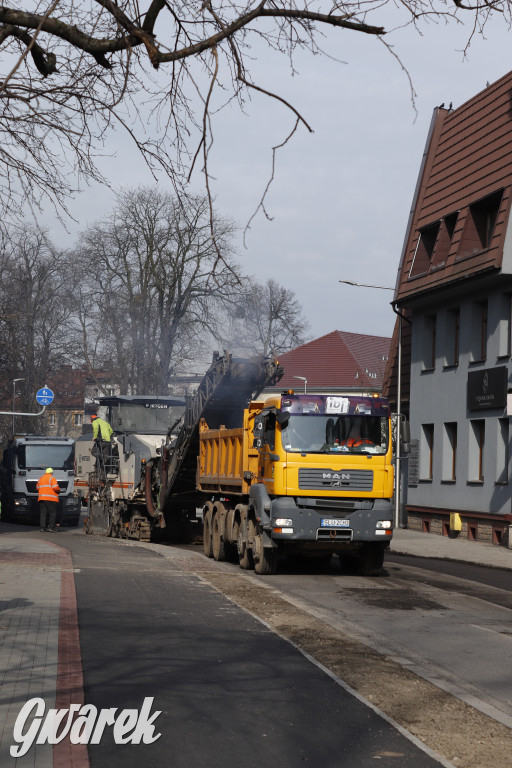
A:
[[253, 527, 278, 575], [357, 542, 385, 576], [212, 512, 226, 562], [203, 507, 213, 558], [237, 523, 253, 570]]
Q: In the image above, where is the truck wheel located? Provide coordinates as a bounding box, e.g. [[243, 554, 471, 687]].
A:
[[203, 508, 213, 558], [237, 526, 253, 570], [212, 512, 226, 561], [253, 529, 278, 575], [357, 543, 385, 576]]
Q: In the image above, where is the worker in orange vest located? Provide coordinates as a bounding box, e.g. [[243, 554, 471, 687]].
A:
[[36, 467, 61, 532]]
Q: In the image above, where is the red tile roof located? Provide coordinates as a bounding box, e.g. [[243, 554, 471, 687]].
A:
[[269, 331, 391, 390]]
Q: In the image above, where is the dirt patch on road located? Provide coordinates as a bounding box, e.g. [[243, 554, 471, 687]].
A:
[[201, 572, 512, 768]]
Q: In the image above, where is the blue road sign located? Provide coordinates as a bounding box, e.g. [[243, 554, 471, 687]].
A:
[[36, 387, 54, 406]]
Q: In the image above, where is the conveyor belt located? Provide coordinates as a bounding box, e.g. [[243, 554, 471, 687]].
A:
[[160, 353, 283, 519]]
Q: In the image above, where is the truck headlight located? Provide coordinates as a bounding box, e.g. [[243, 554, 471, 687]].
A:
[[376, 520, 392, 529], [274, 518, 293, 527]]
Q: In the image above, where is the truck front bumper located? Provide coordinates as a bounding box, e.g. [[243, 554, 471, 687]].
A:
[[9, 495, 81, 526], [269, 496, 393, 546]]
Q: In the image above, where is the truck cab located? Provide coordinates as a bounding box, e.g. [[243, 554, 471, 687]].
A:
[[0, 435, 81, 526]]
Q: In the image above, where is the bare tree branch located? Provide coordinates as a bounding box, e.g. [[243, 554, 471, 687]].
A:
[[0, 0, 509, 231]]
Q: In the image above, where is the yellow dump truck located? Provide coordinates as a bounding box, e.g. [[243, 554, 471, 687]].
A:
[[199, 391, 394, 575]]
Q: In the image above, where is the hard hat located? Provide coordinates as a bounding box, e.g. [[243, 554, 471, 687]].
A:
[[91, 414, 98, 420], [46, 468, 53, 474]]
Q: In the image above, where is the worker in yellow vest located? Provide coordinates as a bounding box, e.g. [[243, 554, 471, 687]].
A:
[[36, 468, 60, 532], [91, 414, 113, 442], [91, 414, 113, 472]]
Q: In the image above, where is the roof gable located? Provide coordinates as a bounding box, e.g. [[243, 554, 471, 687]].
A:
[[396, 70, 512, 302]]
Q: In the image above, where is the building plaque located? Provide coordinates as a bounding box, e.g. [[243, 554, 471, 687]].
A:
[[408, 439, 419, 487], [467, 366, 508, 411]]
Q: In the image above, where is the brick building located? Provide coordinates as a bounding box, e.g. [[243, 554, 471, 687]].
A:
[[44, 368, 119, 439]]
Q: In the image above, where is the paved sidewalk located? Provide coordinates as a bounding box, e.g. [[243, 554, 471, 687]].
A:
[[0, 534, 88, 768], [391, 526, 512, 570]]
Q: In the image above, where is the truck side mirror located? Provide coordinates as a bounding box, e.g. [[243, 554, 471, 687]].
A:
[[276, 411, 290, 428]]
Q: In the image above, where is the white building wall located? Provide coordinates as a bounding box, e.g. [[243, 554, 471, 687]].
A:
[[407, 281, 512, 517]]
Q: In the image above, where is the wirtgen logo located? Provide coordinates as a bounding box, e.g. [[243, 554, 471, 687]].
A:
[[10, 697, 161, 757]]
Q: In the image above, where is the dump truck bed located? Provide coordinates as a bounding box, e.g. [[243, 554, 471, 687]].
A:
[[197, 403, 262, 495]]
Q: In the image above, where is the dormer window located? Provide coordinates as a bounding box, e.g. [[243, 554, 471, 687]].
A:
[[409, 211, 459, 278], [457, 189, 503, 259], [409, 222, 440, 278]]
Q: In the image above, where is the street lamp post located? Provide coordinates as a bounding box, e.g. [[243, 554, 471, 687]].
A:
[[293, 375, 308, 394], [12, 378, 25, 437], [339, 280, 403, 529]]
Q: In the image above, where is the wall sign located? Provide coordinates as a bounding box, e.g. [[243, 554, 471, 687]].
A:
[[467, 366, 507, 411], [408, 439, 419, 487]]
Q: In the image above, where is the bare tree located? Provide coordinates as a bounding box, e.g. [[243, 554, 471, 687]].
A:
[[71, 187, 243, 393], [0, 1, 509, 225], [0, 225, 74, 439], [226, 277, 310, 356]]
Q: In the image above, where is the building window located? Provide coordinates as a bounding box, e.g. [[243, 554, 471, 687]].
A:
[[442, 422, 457, 481], [420, 424, 434, 480], [470, 300, 487, 362], [496, 418, 509, 484], [48, 413, 56, 426], [431, 212, 459, 268], [445, 308, 460, 367], [498, 294, 512, 358], [73, 413, 83, 427], [422, 314, 437, 370], [409, 222, 441, 277], [457, 189, 503, 259], [469, 420, 485, 482]]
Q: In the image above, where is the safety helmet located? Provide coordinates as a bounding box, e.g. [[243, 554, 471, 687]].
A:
[[46, 468, 53, 474], [91, 415, 98, 420]]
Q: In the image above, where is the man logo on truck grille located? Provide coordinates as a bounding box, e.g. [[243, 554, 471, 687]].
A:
[[322, 472, 350, 486]]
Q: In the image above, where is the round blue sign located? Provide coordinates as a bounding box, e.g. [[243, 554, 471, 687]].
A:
[[36, 387, 54, 406]]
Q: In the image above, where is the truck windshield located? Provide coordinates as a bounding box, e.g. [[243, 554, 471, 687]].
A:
[[281, 414, 388, 455], [18, 445, 74, 470], [111, 403, 185, 434]]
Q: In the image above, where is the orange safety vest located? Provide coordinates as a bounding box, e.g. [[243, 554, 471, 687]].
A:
[[342, 438, 374, 448], [36, 474, 60, 503]]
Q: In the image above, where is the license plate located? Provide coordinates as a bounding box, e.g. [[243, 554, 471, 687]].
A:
[[320, 518, 350, 528]]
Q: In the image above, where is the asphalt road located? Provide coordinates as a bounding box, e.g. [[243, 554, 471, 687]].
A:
[[386, 552, 512, 598], [254, 550, 512, 728], [64, 534, 444, 768]]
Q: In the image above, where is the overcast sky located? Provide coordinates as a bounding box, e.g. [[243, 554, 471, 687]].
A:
[[47, 9, 512, 356]]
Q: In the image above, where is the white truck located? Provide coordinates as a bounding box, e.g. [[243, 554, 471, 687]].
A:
[[0, 435, 81, 526]]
